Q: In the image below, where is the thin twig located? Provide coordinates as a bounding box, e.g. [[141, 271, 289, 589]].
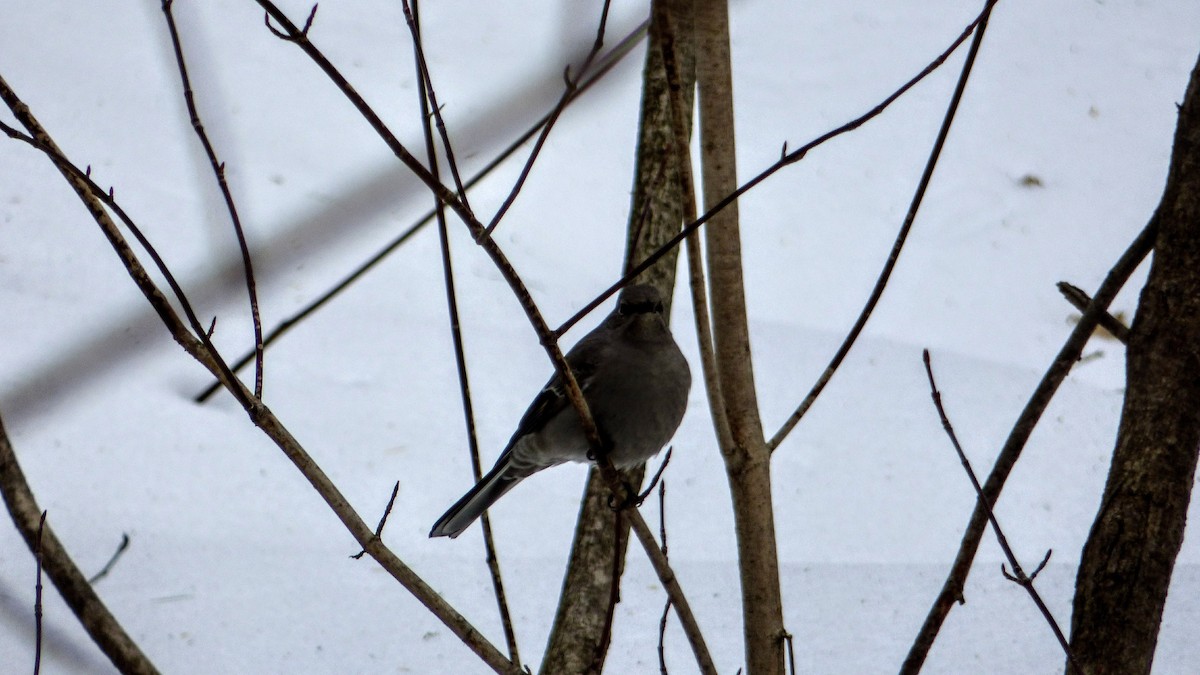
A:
[[34, 511, 46, 675], [88, 533, 131, 584], [163, 0, 266, 399], [766, 1, 995, 453], [399, 0, 473, 218], [406, 0, 518, 663], [921, 350, 1083, 673], [264, 3, 316, 40], [900, 218, 1155, 673], [555, 0, 1001, 339], [1057, 281, 1130, 344], [638, 446, 673, 504], [0, 414, 160, 674], [193, 18, 648, 403], [484, 0, 615, 234], [350, 481, 399, 560], [657, 480, 671, 675], [620, 483, 716, 674], [0, 82, 251, 411]]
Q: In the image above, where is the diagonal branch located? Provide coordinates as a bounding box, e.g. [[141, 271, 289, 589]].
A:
[[484, 0, 615, 234], [162, 0, 266, 399], [921, 349, 1082, 673], [0, 413, 161, 675], [900, 216, 1156, 674], [1057, 282, 1130, 344], [766, 0, 996, 453], [192, 19, 647, 403], [399, 0, 474, 218]]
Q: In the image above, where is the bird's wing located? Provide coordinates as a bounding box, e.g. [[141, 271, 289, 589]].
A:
[[496, 334, 609, 458]]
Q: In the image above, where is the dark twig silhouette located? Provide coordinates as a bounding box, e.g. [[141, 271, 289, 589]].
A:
[[484, 0, 615, 235], [163, 0, 266, 398], [87, 533, 131, 584], [350, 481, 399, 560], [1058, 281, 1130, 344], [922, 349, 1083, 673], [0, 411, 160, 674], [901, 217, 1155, 673], [766, 1, 995, 452], [34, 511, 46, 675], [404, 0, 519, 663]]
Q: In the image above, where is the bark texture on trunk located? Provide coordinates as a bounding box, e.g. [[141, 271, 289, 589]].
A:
[[1069, 52, 1200, 675]]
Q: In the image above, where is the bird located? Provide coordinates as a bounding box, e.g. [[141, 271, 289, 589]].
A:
[[429, 284, 691, 538]]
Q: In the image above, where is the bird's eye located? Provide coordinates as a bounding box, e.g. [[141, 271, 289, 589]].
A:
[[620, 301, 656, 315]]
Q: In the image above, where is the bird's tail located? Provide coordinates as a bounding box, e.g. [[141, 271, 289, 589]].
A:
[[429, 459, 524, 538]]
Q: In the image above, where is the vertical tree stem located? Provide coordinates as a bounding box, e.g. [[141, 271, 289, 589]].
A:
[[695, 0, 785, 672]]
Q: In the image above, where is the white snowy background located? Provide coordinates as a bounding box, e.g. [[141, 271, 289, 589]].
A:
[[2, 1, 1199, 673]]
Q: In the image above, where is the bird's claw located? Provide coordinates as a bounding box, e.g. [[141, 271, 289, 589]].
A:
[[606, 480, 641, 511]]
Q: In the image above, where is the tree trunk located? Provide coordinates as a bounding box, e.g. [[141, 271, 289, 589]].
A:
[[695, 0, 787, 673], [1069, 51, 1200, 675], [538, 2, 695, 672]]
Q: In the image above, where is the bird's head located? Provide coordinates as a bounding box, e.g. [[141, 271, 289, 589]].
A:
[[614, 284, 670, 340]]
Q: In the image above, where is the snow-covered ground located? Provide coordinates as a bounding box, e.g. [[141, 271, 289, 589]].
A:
[[2, 1, 1199, 672]]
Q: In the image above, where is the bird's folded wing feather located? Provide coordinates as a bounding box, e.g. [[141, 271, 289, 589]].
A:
[[497, 339, 606, 457]]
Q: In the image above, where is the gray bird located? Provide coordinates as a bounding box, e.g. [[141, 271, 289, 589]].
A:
[[430, 284, 691, 538]]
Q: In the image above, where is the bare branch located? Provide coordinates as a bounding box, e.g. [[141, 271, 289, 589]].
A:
[[638, 446, 673, 504], [0, 75, 251, 410], [400, 0, 473, 218], [1057, 281, 1130, 344], [0, 73, 519, 675], [657, 480, 671, 675], [163, 0, 266, 398], [350, 481, 399, 560], [34, 511, 46, 675], [0, 414, 161, 675], [265, 3, 317, 41], [922, 350, 1081, 671], [620, 479, 716, 674], [484, 0, 615, 234], [767, 1, 995, 453], [900, 218, 1155, 673]]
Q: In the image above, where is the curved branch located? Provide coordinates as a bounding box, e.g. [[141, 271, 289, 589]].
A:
[[767, 0, 996, 452]]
